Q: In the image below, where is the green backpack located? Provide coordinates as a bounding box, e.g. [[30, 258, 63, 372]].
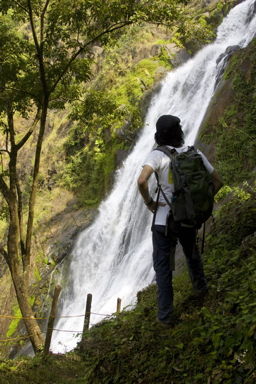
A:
[[155, 146, 215, 228]]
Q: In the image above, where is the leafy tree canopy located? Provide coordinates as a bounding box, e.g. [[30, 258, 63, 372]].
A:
[[0, 0, 186, 112]]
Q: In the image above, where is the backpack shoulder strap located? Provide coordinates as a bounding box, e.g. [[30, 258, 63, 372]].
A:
[[155, 145, 197, 158], [152, 146, 173, 209], [154, 145, 177, 159], [187, 145, 197, 154], [153, 145, 175, 187]]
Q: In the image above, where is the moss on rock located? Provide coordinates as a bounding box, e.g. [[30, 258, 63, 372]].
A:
[[197, 38, 256, 185]]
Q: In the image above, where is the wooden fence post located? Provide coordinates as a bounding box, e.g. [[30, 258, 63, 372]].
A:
[[82, 293, 92, 338], [43, 285, 62, 355], [116, 298, 121, 313]]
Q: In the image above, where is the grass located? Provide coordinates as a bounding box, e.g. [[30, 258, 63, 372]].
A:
[[0, 188, 255, 384]]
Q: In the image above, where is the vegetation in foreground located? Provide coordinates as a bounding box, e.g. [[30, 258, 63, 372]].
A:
[[0, 0, 236, 356], [0, 185, 255, 384]]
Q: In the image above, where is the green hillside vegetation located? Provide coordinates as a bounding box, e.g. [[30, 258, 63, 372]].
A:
[[198, 38, 256, 185], [0, 29, 256, 382], [0, 186, 255, 383]]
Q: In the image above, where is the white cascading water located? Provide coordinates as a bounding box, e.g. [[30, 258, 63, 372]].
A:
[[51, 0, 256, 353]]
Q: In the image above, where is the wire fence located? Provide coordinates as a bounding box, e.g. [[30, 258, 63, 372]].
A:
[[50, 328, 83, 334], [0, 291, 121, 348], [0, 334, 33, 344], [0, 311, 110, 321]]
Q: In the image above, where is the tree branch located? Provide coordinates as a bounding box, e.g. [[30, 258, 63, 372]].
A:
[[16, 129, 34, 151], [7, 108, 16, 149], [27, 0, 48, 95], [50, 20, 132, 93], [0, 244, 8, 265], [42, 0, 51, 16], [16, 108, 41, 151], [0, 151, 9, 176], [6, 109, 25, 265], [27, 0, 40, 53], [25, 97, 49, 268], [4, 86, 38, 100], [40, 0, 51, 44], [16, 177, 26, 262], [0, 175, 11, 204], [0, 149, 10, 155], [12, 0, 29, 14]]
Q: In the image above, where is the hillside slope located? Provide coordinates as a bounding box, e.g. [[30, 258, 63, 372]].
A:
[[0, 187, 255, 383], [0, 33, 256, 384]]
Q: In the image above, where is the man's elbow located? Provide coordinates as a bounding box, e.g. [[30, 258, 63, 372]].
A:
[[137, 165, 153, 190], [137, 175, 147, 188]]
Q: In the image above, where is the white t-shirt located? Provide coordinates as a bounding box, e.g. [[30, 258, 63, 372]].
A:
[[143, 146, 214, 226]]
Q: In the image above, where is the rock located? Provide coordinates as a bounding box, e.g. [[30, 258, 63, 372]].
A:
[[115, 119, 131, 138], [116, 150, 129, 166], [91, 45, 104, 58], [196, 76, 234, 163], [155, 66, 168, 79], [170, 49, 191, 67], [155, 44, 191, 68], [246, 0, 256, 24], [202, 0, 219, 6], [45, 203, 96, 264], [164, 43, 179, 54], [197, 38, 256, 165], [140, 82, 162, 118], [215, 45, 240, 89], [216, 45, 240, 66], [150, 44, 162, 57]]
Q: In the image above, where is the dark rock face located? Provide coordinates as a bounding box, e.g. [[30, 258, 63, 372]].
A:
[[214, 45, 240, 89], [150, 43, 191, 68], [45, 202, 96, 264], [170, 49, 191, 67], [216, 45, 240, 66], [116, 149, 129, 166], [197, 38, 256, 174], [246, 0, 256, 24], [196, 76, 235, 163]]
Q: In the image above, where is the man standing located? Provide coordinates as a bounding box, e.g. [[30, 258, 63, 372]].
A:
[[137, 115, 223, 326]]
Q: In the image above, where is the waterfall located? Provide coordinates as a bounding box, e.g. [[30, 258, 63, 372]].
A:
[[51, 0, 256, 353]]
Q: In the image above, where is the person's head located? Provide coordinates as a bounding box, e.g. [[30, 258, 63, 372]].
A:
[[155, 115, 184, 147]]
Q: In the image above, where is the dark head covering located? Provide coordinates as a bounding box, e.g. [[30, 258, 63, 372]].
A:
[[155, 115, 184, 147]]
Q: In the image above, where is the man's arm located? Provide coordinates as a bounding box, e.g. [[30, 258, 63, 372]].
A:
[[137, 165, 158, 213], [211, 169, 223, 195]]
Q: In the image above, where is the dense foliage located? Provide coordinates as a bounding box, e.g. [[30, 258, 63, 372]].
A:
[[0, 185, 255, 383]]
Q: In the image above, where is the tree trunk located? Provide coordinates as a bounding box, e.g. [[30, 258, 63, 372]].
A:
[[26, 99, 49, 268], [5, 97, 49, 353], [7, 197, 44, 353], [11, 266, 44, 352]]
